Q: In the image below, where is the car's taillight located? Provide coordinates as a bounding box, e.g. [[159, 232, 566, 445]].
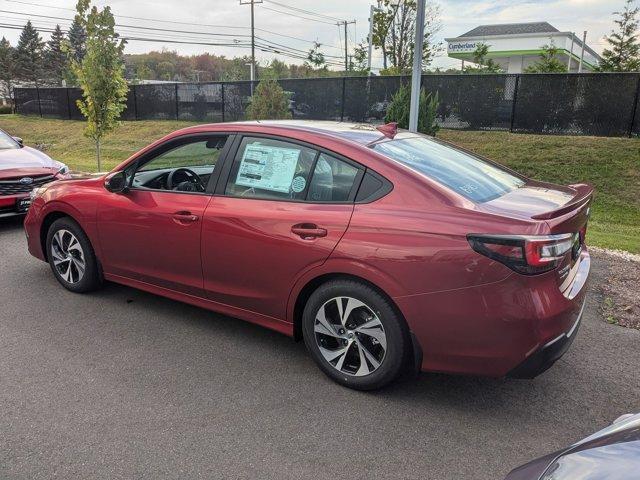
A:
[[579, 224, 587, 244], [467, 233, 576, 275]]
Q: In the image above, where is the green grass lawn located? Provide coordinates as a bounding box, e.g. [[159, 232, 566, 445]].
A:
[[1, 114, 638, 253]]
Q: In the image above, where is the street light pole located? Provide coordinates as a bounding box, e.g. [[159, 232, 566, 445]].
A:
[[578, 30, 587, 73], [408, 0, 426, 132], [567, 32, 574, 71], [367, 5, 376, 75]]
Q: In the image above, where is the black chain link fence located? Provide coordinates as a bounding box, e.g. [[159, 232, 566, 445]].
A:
[[13, 73, 640, 137]]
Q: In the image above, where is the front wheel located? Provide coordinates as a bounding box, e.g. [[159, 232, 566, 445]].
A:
[[302, 280, 409, 390], [46, 217, 103, 293]]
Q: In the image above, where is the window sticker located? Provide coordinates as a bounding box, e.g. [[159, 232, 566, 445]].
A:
[[236, 143, 300, 193], [291, 175, 306, 193]]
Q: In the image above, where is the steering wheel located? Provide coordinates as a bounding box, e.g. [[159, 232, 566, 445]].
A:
[[166, 168, 205, 192]]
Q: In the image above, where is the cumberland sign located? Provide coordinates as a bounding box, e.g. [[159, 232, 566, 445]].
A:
[[448, 41, 482, 53]]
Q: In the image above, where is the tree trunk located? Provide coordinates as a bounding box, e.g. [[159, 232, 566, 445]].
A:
[[96, 139, 101, 172]]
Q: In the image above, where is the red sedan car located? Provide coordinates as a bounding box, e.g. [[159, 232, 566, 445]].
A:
[[24, 121, 591, 390], [0, 127, 70, 218]]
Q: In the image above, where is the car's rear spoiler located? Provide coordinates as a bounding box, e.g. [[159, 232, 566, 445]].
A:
[[531, 183, 594, 220]]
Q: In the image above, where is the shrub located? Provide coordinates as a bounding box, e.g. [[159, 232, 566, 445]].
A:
[[245, 79, 292, 120], [384, 84, 439, 136], [0, 104, 13, 114]]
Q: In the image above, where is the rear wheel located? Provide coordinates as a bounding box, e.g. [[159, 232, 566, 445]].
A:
[[46, 217, 102, 293], [302, 280, 408, 390]]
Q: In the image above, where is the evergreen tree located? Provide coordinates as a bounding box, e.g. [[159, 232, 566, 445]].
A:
[[384, 84, 439, 136], [598, 0, 640, 72], [45, 25, 67, 85], [245, 79, 291, 120], [15, 21, 44, 86], [0, 37, 16, 102], [524, 43, 568, 73], [67, 16, 87, 62]]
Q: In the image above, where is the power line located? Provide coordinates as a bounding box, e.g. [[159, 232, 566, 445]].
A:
[[0, 0, 344, 51], [0, 7, 343, 58], [259, 5, 337, 25], [262, 0, 343, 22], [0, 9, 252, 38], [255, 35, 343, 59], [0, 21, 345, 67], [0, 3, 347, 66]]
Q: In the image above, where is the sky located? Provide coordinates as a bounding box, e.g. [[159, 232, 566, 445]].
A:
[[0, 0, 624, 71]]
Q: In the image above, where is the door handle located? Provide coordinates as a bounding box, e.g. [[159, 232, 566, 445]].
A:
[[172, 211, 200, 224], [291, 223, 327, 239]]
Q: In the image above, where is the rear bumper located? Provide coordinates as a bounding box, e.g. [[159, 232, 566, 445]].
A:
[[507, 296, 586, 378], [395, 249, 591, 378]]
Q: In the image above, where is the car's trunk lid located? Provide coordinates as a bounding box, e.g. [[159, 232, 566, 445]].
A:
[[482, 180, 593, 288], [480, 180, 592, 230]]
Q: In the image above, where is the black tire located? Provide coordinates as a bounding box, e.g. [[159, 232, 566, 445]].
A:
[[46, 217, 103, 293], [302, 279, 409, 390]]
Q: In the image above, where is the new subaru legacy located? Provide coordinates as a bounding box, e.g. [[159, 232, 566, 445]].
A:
[[24, 121, 591, 390]]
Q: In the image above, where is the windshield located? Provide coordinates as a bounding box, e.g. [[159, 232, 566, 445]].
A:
[[0, 129, 20, 150], [373, 136, 525, 203]]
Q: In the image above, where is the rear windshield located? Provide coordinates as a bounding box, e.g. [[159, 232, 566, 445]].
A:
[[373, 136, 524, 202], [0, 130, 19, 150]]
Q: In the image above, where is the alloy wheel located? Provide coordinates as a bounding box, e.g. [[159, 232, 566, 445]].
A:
[[50, 229, 86, 284], [314, 296, 387, 376]]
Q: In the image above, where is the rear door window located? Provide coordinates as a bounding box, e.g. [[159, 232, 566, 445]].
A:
[[225, 137, 316, 201], [307, 153, 359, 202], [373, 136, 524, 202]]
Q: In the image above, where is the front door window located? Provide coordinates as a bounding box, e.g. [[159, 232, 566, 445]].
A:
[[132, 137, 228, 193]]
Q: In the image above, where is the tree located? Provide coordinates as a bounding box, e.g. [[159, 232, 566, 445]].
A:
[[305, 42, 327, 70], [464, 43, 504, 73], [349, 42, 369, 75], [384, 83, 439, 136], [598, 0, 640, 72], [72, 0, 128, 171], [156, 61, 175, 80], [245, 79, 291, 120], [46, 25, 67, 85], [0, 37, 16, 103], [373, 0, 442, 73], [524, 43, 568, 73], [64, 15, 87, 85], [67, 15, 87, 63], [15, 21, 44, 86], [261, 59, 289, 79], [220, 56, 253, 81]]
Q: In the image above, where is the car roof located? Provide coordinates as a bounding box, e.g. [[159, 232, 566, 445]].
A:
[[179, 120, 397, 146]]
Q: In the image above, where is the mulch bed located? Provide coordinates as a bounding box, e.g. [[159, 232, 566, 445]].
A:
[[593, 247, 640, 330]]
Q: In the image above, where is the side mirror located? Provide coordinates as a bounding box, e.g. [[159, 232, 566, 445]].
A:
[[13, 136, 23, 147], [104, 171, 128, 193]]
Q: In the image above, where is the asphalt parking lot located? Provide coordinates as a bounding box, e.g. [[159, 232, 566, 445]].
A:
[[1, 217, 639, 480]]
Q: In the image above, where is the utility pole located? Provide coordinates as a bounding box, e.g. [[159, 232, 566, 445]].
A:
[[408, 0, 426, 132], [338, 19, 356, 74], [240, 0, 262, 94], [578, 30, 587, 73], [567, 32, 574, 71]]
